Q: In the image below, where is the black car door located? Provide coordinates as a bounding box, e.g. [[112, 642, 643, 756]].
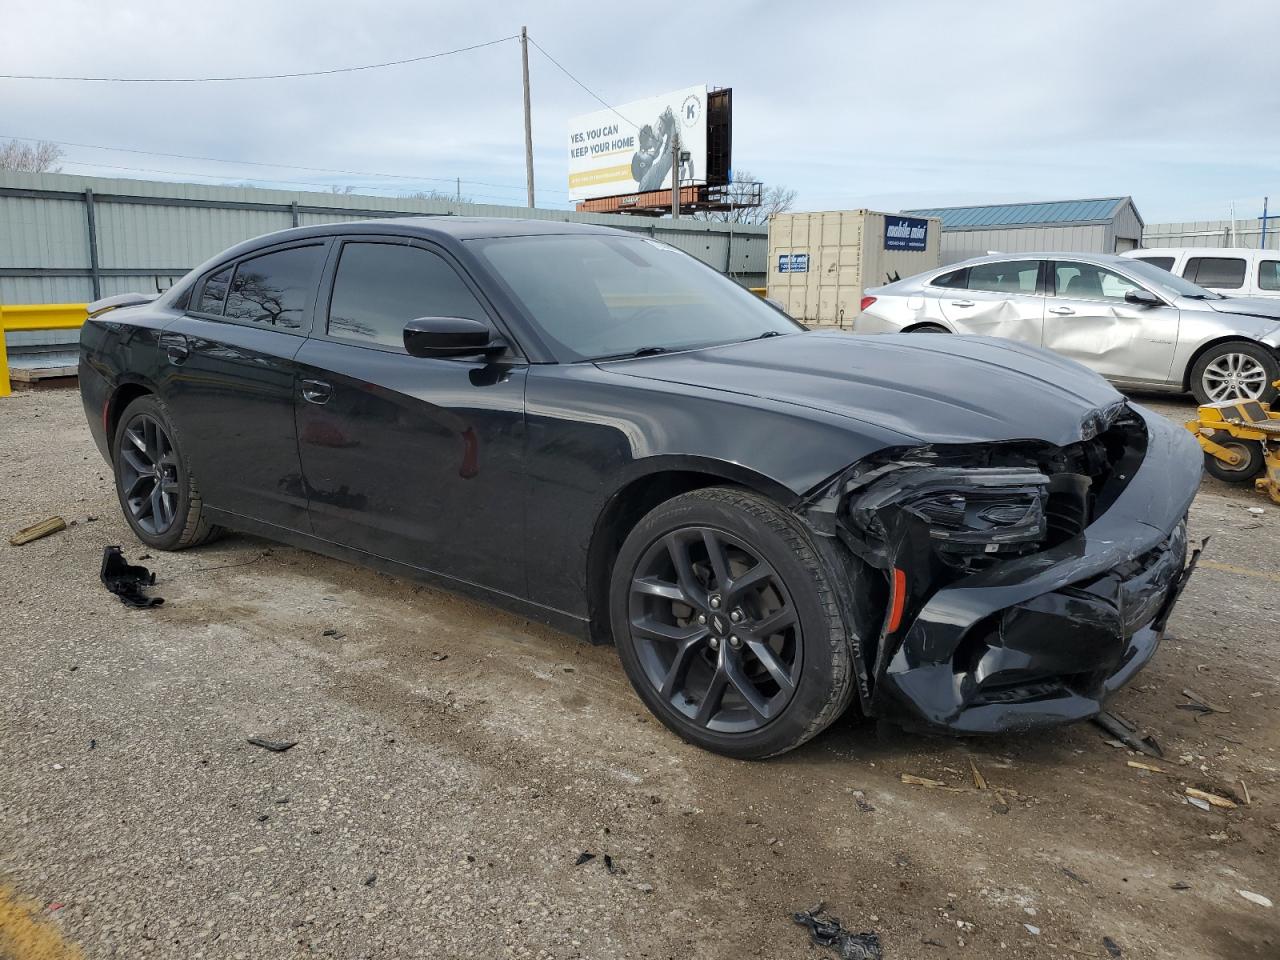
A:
[[294, 237, 528, 597], [159, 240, 328, 532]]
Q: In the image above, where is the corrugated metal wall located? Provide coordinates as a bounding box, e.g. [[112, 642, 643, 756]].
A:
[[1142, 218, 1280, 250], [938, 224, 1109, 264], [1, 170, 767, 349]]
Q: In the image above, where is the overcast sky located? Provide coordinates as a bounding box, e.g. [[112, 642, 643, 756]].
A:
[[3, 0, 1278, 223]]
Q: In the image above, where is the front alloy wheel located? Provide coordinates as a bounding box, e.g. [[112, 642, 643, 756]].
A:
[[1191, 341, 1280, 404], [629, 526, 802, 733], [611, 487, 857, 759]]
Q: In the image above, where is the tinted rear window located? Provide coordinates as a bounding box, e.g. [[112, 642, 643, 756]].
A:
[[931, 268, 968, 289], [223, 245, 325, 331], [1133, 255, 1175, 271], [1183, 256, 1246, 289], [968, 260, 1039, 294], [327, 242, 490, 350], [1259, 260, 1280, 292]]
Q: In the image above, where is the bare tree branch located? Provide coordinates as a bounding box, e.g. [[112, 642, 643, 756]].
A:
[[694, 169, 796, 224], [0, 139, 64, 172]]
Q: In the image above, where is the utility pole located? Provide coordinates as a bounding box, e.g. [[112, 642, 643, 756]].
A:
[[670, 132, 680, 221], [521, 26, 535, 208], [456, 177, 461, 202]]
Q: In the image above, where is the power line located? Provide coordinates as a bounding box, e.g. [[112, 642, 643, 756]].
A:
[[0, 36, 517, 82], [2, 134, 570, 196], [525, 35, 635, 128]]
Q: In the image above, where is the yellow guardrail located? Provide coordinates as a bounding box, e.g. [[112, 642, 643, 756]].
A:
[[749, 287, 767, 297], [0, 304, 88, 397]]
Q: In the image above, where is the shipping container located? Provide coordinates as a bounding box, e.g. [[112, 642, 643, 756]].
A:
[[767, 210, 941, 327]]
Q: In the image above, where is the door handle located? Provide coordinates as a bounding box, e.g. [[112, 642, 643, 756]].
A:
[[159, 332, 189, 364], [949, 300, 975, 308], [300, 379, 332, 404], [1048, 306, 1075, 315]]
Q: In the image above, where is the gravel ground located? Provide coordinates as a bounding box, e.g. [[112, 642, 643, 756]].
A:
[[1, 387, 1278, 960]]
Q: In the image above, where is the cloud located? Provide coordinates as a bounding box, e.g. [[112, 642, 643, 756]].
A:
[[3, 0, 1277, 221]]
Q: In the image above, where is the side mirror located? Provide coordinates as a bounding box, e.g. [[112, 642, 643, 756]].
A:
[[765, 297, 788, 314], [403, 317, 505, 359], [1124, 288, 1161, 307]]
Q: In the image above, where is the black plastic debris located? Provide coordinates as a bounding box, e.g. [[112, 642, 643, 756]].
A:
[[1061, 866, 1089, 885], [364, 873, 377, 887], [1103, 935, 1123, 957], [793, 906, 883, 960], [246, 737, 298, 753], [603, 854, 617, 875], [574, 852, 595, 866], [1092, 710, 1162, 758], [100, 546, 164, 608]]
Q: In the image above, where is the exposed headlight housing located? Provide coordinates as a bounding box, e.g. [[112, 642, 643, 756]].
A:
[[843, 467, 1051, 573]]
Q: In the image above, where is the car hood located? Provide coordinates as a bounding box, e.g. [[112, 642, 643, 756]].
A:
[[1202, 296, 1280, 322], [602, 331, 1126, 448]]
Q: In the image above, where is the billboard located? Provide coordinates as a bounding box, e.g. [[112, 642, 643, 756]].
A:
[[567, 84, 708, 202]]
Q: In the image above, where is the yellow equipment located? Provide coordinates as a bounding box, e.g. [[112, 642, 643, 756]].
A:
[[1185, 381, 1280, 504]]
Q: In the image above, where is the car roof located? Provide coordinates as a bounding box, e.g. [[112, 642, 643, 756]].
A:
[[202, 216, 631, 267], [932, 251, 1139, 270]]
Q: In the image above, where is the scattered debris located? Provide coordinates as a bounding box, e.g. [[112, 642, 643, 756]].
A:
[[792, 906, 883, 960], [9, 516, 66, 546], [1240, 780, 1251, 806], [991, 790, 1011, 815], [574, 851, 595, 866], [431, 653, 449, 662], [637, 882, 653, 894], [1186, 796, 1212, 812], [1236, 890, 1273, 908], [900, 773, 962, 792], [603, 854, 617, 875], [321, 628, 346, 639], [1180, 688, 1229, 714], [1170, 881, 1191, 891], [852, 791, 875, 813], [1186, 787, 1237, 810], [1061, 866, 1089, 885], [1092, 711, 1162, 758], [1103, 935, 1123, 957], [246, 737, 298, 753], [1023, 923, 1041, 936], [1126, 760, 1166, 774], [921, 938, 945, 948], [363, 873, 377, 887], [1248, 507, 1265, 516], [968, 758, 988, 790], [256, 814, 269, 822], [100, 546, 164, 608]]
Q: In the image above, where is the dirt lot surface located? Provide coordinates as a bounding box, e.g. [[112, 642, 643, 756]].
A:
[[1, 388, 1278, 960]]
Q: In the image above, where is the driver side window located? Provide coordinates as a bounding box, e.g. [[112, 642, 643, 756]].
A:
[[327, 242, 489, 351], [1054, 262, 1142, 302]]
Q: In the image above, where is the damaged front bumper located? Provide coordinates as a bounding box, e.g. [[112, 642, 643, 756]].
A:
[[812, 404, 1203, 735]]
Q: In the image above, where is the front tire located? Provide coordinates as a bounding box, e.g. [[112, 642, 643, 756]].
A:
[[1190, 341, 1279, 404], [609, 487, 856, 759], [112, 394, 221, 551]]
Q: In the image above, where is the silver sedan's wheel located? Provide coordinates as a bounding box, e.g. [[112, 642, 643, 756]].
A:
[[1202, 352, 1269, 402], [1190, 342, 1280, 405]]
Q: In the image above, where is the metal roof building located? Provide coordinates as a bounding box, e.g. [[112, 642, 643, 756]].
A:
[[903, 196, 1144, 265]]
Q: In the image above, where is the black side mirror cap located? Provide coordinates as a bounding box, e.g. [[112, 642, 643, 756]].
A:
[[403, 316, 506, 358], [1124, 289, 1162, 307]]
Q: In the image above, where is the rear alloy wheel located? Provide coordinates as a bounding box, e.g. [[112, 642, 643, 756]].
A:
[[113, 395, 221, 551], [610, 487, 856, 759], [1191, 341, 1279, 404]]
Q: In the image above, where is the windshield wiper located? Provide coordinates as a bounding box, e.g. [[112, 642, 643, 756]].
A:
[[588, 345, 671, 362], [752, 330, 786, 339]]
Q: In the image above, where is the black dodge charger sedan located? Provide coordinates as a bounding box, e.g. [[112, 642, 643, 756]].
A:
[[79, 218, 1202, 758]]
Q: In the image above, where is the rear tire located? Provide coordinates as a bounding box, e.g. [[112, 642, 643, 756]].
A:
[[112, 394, 222, 551], [908, 323, 950, 334], [1202, 433, 1266, 482], [609, 486, 856, 760], [1190, 341, 1279, 405]]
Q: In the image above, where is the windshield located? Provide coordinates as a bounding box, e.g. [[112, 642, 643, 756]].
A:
[[470, 234, 801, 361], [1120, 257, 1224, 299]]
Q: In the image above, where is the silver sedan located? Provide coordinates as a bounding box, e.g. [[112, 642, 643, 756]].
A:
[[859, 252, 1280, 403]]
